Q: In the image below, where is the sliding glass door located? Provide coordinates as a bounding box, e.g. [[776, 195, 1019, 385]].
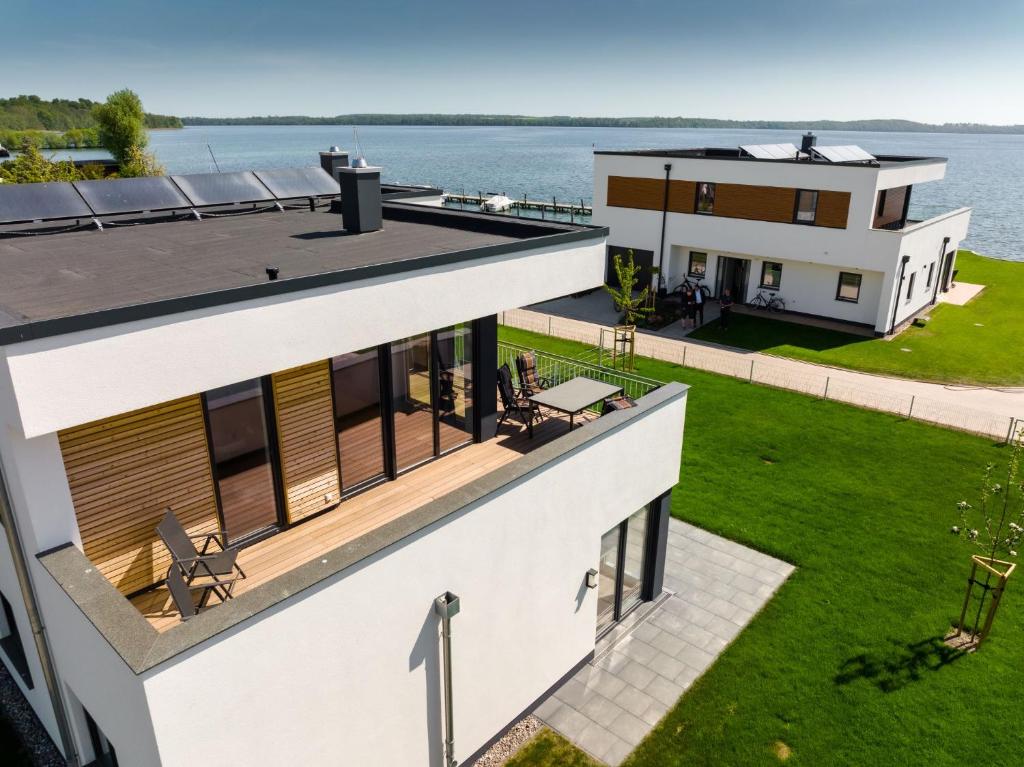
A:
[[332, 348, 387, 492], [204, 379, 281, 542], [436, 323, 474, 453], [596, 506, 652, 635], [391, 332, 436, 472]]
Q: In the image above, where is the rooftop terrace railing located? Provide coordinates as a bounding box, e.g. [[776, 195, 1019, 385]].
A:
[[498, 340, 662, 410]]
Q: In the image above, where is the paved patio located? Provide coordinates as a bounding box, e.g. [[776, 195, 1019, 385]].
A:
[[533, 519, 795, 766]]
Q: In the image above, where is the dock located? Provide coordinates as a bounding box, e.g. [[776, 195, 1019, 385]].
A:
[[444, 191, 592, 218]]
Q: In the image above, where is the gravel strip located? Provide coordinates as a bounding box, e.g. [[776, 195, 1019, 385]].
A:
[[470, 714, 544, 766], [0, 663, 65, 767]]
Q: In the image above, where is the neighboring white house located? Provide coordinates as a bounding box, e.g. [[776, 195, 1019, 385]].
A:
[[0, 162, 686, 765], [593, 135, 972, 335]]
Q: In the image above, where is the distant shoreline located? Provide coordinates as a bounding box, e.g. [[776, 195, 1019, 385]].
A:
[[179, 115, 1024, 135]]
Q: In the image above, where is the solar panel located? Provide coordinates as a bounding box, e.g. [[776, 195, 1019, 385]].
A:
[[171, 171, 275, 207], [0, 181, 94, 225], [811, 145, 876, 163], [253, 167, 339, 199], [73, 177, 192, 215], [740, 143, 803, 160]]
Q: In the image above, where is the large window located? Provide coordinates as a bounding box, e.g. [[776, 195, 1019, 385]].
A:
[[836, 272, 862, 303], [436, 323, 474, 453], [695, 182, 715, 215], [332, 348, 386, 492], [0, 591, 32, 689], [688, 251, 708, 277], [204, 379, 280, 542], [794, 189, 818, 224], [391, 332, 435, 473], [760, 261, 783, 289]]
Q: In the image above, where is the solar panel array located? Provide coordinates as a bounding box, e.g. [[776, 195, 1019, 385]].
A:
[[811, 145, 876, 163], [0, 166, 342, 225], [0, 182, 93, 225], [739, 143, 804, 160]]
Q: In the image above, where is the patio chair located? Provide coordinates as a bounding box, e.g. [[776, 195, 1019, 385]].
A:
[[165, 562, 242, 622], [497, 363, 540, 437], [601, 394, 637, 415], [515, 352, 552, 395], [156, 509, 247, 602]]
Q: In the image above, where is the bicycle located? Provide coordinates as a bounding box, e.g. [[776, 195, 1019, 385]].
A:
[[671, 277, 711, 301], [747, 291, 786, 312]]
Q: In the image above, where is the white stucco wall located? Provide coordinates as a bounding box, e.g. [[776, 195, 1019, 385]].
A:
[[140, 391, 686, 767], [2, 237, 605, 439]]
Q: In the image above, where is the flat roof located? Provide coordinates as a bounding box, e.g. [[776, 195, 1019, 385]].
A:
[[594, 147, 946, 167], [0, 203, 603, 345]]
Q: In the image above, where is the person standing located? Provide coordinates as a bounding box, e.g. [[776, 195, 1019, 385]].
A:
[[719, 288, 733, 331], [694, 286, 704, 327], [684, 289, 696, 329]]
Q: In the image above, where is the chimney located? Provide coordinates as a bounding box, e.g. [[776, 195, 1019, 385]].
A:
[[801, 132, 817, 154], [337, 165, 382, 234], [319, 146, 350, 182]]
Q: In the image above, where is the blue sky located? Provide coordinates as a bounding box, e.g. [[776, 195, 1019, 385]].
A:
[[5, 0, 1023, 123]]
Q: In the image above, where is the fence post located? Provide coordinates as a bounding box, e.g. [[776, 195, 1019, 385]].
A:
[[823, 376, 830, 400], [749, 360, 755, 383], [682, 345, 687, 368], [548, 316, 552, 336], [1007, 417, 1017, 445], [908, 395, 916, 418]]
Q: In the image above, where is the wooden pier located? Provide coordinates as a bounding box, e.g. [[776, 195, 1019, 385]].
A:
[[443, 191, 592, 217]]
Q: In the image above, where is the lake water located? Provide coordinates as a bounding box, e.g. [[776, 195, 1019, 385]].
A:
[[66, 125, 1023, 260]]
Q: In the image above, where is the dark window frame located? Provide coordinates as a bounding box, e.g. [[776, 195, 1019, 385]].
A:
[[0, 591, 33, 689], [876, 189, 887, 217], [597, 503, 656, 639], [793, 189, 819, 225], [905, 271, 917, 302], [694, 182, 715, 215], [835, 271, 863, 303], [926, 261, 935, 289], [687, 251, 708, 277], [759, 261, 783, 291]]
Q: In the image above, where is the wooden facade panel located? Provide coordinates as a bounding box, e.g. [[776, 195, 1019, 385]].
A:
[[272, 361, 341, 524], [817, 190, 852, 229], [872, 185, 907, 228], [606, 174, 850, 229], [714, 183, 795, 223], [59, 395, 220, 596]]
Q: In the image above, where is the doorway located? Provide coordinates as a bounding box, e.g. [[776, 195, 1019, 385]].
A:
[[596, 506, 652, 635], [714, 256, 750, 303], [939, 250, 955, 292]]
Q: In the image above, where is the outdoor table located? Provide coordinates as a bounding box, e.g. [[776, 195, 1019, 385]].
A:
[[528, 377, 624, 432]]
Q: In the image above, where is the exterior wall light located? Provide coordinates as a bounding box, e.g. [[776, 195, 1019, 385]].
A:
[[586, 568, 599, 589]]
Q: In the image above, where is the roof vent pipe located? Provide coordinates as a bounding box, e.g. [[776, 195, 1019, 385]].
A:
[[337, 165, 383, 234], [801, 132, 817, 154], [266, 266, 280, 281]]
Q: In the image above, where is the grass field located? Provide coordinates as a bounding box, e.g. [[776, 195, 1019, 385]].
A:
[[689, 251, 1024, 386], [501, 325, 1022, 767]]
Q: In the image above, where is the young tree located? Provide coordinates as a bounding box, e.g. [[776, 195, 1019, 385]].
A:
[[92, 89, 149, 166], [603, 250, 653, 325], [118, 145, 165, 178]]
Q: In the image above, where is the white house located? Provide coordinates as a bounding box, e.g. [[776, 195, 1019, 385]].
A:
[[0, 161, 686, 765], [593, 135, 971, 335]]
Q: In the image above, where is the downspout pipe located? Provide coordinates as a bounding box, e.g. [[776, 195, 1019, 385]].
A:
[[656, 163, 672, 294], [931, 237, 950, 306], [888, 255, 912, 335], [434, 591, 460, 767], [0, 461, 80, 766]]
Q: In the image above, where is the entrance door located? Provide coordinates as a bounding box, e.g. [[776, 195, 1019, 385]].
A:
[[332, 347, 387, 493], [715, 256, 750, 303], [596, 506, 652, 635], [939, 250, 955, 292]]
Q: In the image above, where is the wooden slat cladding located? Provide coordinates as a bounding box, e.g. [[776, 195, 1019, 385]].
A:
[[272, 361, 341, 524], [817, 190, 852, 229], [607, 176, 695, 213], [607, 174, 851, 229], [872, 185, 907, 228], [715, 184, 795, 223], [59, 396, 220, 596]]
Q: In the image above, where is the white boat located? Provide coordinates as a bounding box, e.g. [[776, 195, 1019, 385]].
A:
[[480, 194, 514, 213]]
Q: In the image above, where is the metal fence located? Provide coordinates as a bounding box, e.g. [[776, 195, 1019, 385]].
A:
[[500, 308, 1024, 443], [497, 340, 661, 413]]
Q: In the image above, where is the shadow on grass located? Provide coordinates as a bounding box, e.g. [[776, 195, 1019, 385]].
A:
[[834, 636, 966, 693], [690, 314, 872, 354]]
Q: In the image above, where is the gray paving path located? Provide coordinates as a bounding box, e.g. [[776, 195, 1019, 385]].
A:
[[533, 519, 795, 766]]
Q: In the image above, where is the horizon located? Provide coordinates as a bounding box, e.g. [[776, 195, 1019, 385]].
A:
[[4, 0, 1023, 124]]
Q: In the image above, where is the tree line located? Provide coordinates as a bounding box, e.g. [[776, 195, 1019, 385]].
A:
[[180, 114, 1024, 134]]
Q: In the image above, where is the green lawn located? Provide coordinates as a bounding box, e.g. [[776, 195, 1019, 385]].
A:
[[689, 251, 1024, 386], [506, 728, 602, 767], [501, 325, 1022, 767]]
